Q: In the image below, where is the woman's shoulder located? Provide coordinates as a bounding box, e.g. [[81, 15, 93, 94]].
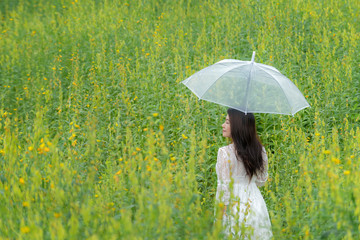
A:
[[218, 144, 235, 157], [218, 143, 233, 151], [217, 145, 234, 163]]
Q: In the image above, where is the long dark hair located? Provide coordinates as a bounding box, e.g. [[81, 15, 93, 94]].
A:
[[227, 108, 264, 179]]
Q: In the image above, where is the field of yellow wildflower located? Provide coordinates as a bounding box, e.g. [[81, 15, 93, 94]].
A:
[[0, 0, 359, 239]]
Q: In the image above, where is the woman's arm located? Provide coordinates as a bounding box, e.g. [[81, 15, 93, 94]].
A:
[[216, 148, 231, 206]]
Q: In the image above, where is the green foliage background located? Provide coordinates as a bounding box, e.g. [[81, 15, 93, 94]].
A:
[[0, 0, 359, 239]]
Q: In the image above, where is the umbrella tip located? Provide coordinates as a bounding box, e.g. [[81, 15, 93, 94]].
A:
[[251, 51, 256, 62]]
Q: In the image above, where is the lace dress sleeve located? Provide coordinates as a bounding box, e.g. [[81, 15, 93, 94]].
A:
[[255, 147, 269, 187], [216, 147, 231, 205]]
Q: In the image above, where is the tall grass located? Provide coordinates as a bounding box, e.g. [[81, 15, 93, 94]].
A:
[[0, 0, 359, 239]]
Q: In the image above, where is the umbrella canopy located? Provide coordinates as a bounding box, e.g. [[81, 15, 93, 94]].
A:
[[182, 52, 310, 115]]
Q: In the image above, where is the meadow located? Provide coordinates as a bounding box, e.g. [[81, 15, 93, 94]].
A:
[[0, 0, 359, 239]]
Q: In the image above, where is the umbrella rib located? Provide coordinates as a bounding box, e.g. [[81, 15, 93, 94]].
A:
[[243, 62, 254, 114], [198, 63, 247, 98], [259, 66, 294, 113]]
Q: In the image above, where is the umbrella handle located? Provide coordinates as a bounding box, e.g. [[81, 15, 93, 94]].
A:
[[251, 51, 255, 63]]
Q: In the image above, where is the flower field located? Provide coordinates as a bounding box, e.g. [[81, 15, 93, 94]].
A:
[[0, 0, 359, 239]]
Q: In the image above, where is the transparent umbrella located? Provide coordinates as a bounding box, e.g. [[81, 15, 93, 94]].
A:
[[182, 52, 310, 115]]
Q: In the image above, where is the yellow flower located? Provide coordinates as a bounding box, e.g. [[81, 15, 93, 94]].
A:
[[136, 147, 141, 151], [22, 202, 29, 207], [182, 134, 188, 139], [159, 124, 164, 131], [152, 113, 159, 117], [19, 178, 25, 184], [69, 133, 76, 140], [20, 226, 30, 233], [331, 157, 340, 164], [344, 170, 350, 175], [115, 170, 122, 175], [323, 150, 331, 155], [54, 213, 61, 218], [28, 146, 33, 151]]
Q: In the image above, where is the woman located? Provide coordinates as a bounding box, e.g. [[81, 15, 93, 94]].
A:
[[215, 108, 272, 239]]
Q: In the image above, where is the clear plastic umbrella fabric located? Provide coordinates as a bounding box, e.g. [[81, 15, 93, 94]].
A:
[[182, 53, 310, 115]]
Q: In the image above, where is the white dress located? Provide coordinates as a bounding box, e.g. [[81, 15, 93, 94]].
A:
[[215, 143, 272, 239]]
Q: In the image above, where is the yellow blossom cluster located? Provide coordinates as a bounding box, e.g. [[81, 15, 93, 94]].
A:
[[36, 138, 52, 154]]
